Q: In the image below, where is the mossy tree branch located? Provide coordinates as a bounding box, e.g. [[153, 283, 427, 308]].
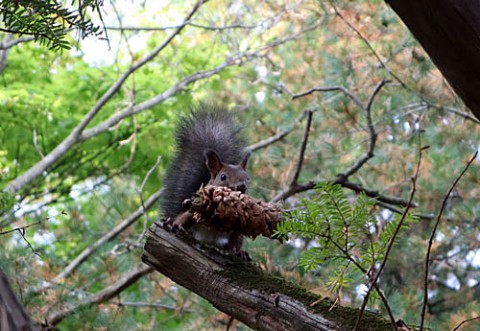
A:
[[142, 222, 394, 331]]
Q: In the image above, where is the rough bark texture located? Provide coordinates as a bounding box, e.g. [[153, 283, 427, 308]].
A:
[[386, 0, 480, 120], [0, 268, 39, 331], [142, 222, 393, 331]]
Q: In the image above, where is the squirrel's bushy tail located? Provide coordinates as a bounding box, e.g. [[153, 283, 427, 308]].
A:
[[161, 104, 247, 219]]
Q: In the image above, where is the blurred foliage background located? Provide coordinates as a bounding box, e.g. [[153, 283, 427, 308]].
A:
[[0, 0, 479, 330]]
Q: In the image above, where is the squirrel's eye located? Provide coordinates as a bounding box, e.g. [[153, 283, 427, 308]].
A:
[[220, 174, 227, 181]]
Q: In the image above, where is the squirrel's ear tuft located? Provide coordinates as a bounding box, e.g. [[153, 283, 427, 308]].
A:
[[204, 149, 224, 177], [240, 151, 251, 170]]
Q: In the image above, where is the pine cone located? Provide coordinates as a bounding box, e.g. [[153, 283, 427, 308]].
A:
[[190, 185, 283, 240]]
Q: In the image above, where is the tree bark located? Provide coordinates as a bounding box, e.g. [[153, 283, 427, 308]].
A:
[[385, 0, 480, 120], [0, 268, 39, 331], [142, 222, 393, 331]]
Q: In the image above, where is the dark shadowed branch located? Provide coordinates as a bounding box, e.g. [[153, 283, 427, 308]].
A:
[[0, 268, 39, 331]]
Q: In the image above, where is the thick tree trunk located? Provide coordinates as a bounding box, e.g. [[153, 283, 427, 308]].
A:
[[142, 222, 393, 331], [0, 269, 39, 331], [385, 0, 480, 120]]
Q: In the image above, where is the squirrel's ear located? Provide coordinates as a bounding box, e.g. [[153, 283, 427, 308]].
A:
[[204, 149, 224, 177], [240, 151, 251, 170]]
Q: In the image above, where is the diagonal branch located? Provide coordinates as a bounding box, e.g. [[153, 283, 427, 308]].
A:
[[45, 264, 153, 326], [27, 189, 162, 297], [5, 0, 206, 193], [6, 5, 320, 194], [354, 139, 424, 330], [246, 129, 291, 153], [420, 152, 478, 331]]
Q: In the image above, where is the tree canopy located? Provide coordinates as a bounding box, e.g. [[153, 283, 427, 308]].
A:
[[1, 1, 480, 330]]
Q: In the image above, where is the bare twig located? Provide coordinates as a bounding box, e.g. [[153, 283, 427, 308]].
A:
[[25, 189, 162, 298], [452, 316, 480, 331], [340, 80, 390, 179], [136, 155, 163, 244], [270, 176, 415, 208], [291, 110, 314, 186], [430, 104, 480, 125], [354, 139, 425, 330], [292, 85, 364, 110], [326, 237, 397, 328], [46, 264, 153, 326], [32, 130, 44, 159], [275, 80, 413, 210], [420, 152, 478, 331], [104, 6, 287, 33], [246, 129, 292, 153]]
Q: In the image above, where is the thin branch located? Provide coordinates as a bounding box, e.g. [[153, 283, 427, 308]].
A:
[[270, 175, 415, 208], [326, 237, 397, 328], [452, 316, 480, 331], [430, 104, 480, 125], [290, 110, 314, 186], [420, 152, 478, 331], [354, 139, 425, 330], [111, 300, 194, 312], [340, 80, 390, 179], [45, 264, 153, 326], [0, 35, 34, 50], [32, 129, 44, 158], [105, 21, 268, 32], [136, 155, 162, 244], [26, 189, 162, 297], [52, 188, 161, 281], [292, 85, 365, 111], [0, 220, 43, 235], [246, 129, 291, 153]]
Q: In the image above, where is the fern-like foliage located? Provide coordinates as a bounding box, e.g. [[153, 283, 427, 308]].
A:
[[0, 0, 103, 50], [276, 182, 417, 303]]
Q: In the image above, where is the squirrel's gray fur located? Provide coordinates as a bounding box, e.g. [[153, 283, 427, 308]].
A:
[[161, 104, 248, 220]]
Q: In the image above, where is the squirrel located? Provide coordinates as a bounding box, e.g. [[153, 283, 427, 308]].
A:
[[161, 104, 251, 253]]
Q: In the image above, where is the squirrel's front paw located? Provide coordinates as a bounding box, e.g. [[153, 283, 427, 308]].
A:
[[165, 211, 193, 233]]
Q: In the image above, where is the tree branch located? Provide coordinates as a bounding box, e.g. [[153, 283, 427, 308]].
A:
[[142, 222, 393, 331], [27, 189, 162, 297], [5, 0, 206, 193], [246, 129, 292, 153], [0, 268, 39, 331], [45, 264, 153, 326], [420, 152, 477, 331], [354, 139, 424, 330]]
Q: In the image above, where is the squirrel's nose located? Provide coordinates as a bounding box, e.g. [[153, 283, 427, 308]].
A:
[[236, 184, 247, 194]]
